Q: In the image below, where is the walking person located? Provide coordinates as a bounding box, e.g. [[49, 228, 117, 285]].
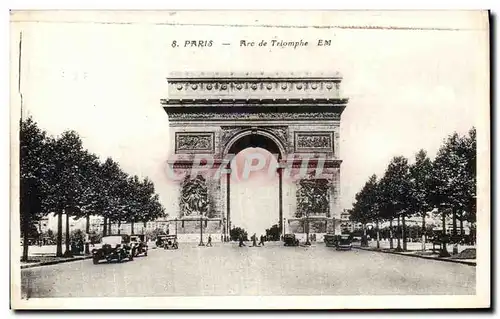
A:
[[252, 233, 257, 247], [259, 235, 265, 246], [239, 234, 246, 247], [207, 234, 212, 247]]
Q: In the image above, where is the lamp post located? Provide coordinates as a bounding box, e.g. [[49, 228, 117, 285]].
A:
[[305, 209, 311, 246], [223, 217, 226, 242], [199, 213, 205, 246]]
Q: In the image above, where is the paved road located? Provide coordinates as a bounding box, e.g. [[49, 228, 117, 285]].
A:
[[21, 242, 475, 298]]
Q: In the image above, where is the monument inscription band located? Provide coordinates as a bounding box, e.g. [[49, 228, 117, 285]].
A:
[[162, 71, 348, 242]]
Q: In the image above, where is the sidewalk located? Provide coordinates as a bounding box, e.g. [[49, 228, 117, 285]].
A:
[[354, 240, 476, 266], [21, 255, 92, 269]]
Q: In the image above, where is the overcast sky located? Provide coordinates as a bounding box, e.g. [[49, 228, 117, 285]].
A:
[[11, 11, 488, 234]]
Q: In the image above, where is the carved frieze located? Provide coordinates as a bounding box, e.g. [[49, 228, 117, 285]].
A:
[[294, 132, 334, 153], [168, 112, 341, 122], [175, 132, 215, 154], [166, 72, 344, 101]]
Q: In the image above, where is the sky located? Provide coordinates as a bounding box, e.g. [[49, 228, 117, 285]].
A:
[[10, 11, 488, 234]]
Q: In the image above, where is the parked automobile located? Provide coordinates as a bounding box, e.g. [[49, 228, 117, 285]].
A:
[[130, 234, 148, 257], [324, 233, 337, 247], [335, 234, 352, 250], [283, 234, 299, 246], [92, 235, 135, 265], [155, 235, 168, 248], [163, 235, 179, 250]]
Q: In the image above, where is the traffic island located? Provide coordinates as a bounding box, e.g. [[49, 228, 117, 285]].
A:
[[353, 245, 476, 266]]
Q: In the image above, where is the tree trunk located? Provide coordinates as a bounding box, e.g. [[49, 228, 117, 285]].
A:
[[108, 220, 112, 235], [422, 212, 426, 251], [64, 211, 72, 257], [460, 212, 464, 236], [452, 208, 457, 236], [85, 214, 90, 254], [56, 211, 63, 257], [85, 214, 90, 234], [389, 219, 394, 249], [402, 214, 407, 251], [21, 218, 30, 262], [103, 217, 107, 236], [396, 216, 402, 251], [439, 208, 450, 257], [118, 220, 121, 235], [131, 221, 135, 235], [376, 219, 380, 249]]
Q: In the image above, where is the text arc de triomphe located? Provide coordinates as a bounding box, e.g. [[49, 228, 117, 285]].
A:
[[162, 71, 348, 242]]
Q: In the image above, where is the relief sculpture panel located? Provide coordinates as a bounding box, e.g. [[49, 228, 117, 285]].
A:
[[294, 132, 334, 153], [175, 132, 215, 153]]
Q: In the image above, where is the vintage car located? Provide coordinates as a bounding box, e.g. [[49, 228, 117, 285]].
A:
[[324, 233, 337, 247], [155, 235, 168, 248], [163, 235, 179, 250], [130, 234, 148, 257], [92, 235, 135, 264], [283, 234, 299, 246], [335, 234, 352, 250]]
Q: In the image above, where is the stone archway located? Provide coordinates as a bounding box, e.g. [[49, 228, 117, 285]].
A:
[[162, 71, 348, 242], [222, 129, 286, 238]]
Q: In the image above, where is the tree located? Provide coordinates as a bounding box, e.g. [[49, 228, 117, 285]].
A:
[[20, 117, 51, 261], [430, 133, 463, 256], [230, 227, 248, 241], [47, 131, 88, 257], [378, 156, 413, 251], [430, 129, 477, 254], [265, 224, 281, 241], [99, 158, 128, 235], [349, 175, 380, 248], [409, 150, 433, 250], [458, 128, 477, 236]]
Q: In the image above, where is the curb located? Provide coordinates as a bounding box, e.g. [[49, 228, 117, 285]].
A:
[[21, 256, 92, 269], [353, 246, 476, 266]]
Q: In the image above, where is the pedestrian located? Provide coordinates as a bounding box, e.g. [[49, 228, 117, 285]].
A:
[[239, 234, 246, 247], [259, 235, 265, 246], [207, 234, 212, 247], [252, 233, 257, 247]]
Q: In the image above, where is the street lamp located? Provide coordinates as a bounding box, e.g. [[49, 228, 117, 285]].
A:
[[223, 217, 226, 242], [199, 213, 205, 246], [305, 209, 311, 246]]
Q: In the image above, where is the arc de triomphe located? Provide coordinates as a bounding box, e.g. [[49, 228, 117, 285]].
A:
[[162, 72, 348, 242]]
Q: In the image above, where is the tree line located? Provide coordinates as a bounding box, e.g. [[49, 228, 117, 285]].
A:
[[349, 128, 476, 254], [20, 117, 166, 261]]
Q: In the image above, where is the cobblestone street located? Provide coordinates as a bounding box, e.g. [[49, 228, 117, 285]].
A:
[[21, 242, 475, 298]]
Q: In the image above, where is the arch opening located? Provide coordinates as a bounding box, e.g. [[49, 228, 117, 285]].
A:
[[223, 131, 285, 241]]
